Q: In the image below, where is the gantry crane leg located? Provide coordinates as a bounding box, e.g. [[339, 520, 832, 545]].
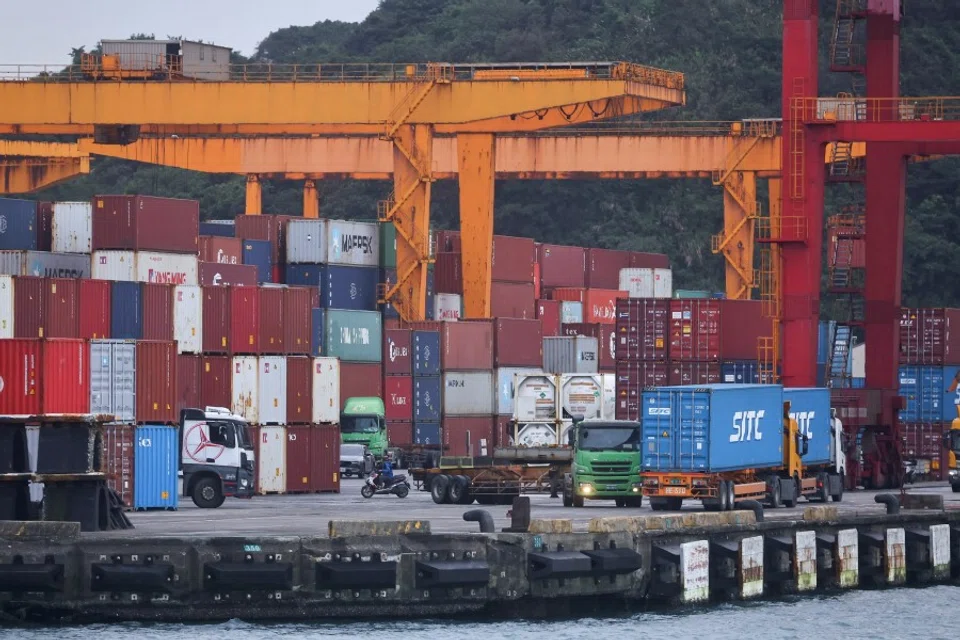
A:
[[245, 175, 262, 215], [303, 180, 320, 219], [457, 133, 496, 319], [721, 171, 758, 300]]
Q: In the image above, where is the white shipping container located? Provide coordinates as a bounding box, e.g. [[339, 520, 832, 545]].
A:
[[495, 367, 544, 416], [91, 251, 136, 281], [135, 251, 198, 285], [173, 285, 203, 354], [442, 371, 495, 416], [513, 374, 559, 422], [619, 268, 673, 299], [559, 374, 604, 421], [326, 219, 380, 267], [256, 425, 287, 494], [286, 219, 328, 264], [0, 251, 90, 278], [89, 340, 136, 422], [51, 202, 93, 253], [601, 373, 616, 420], [0, 275, 12, 338], [560, 301, 583, 324], [311, 357, 341, 423], [515, 422, 559, 447], [231, 356, 259, 423], [434, 293, 462, 321], [258, 356, 287, 424]]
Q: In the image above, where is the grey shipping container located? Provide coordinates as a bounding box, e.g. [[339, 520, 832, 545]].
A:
[[0, 251, 89, 278], [326, 220, 380, 267], [323, 309, 382, 363], [543, 336, 599, 374], [442, 371, 495, 416], [286, 219, 328, 264], [90, 339, 137, 422]]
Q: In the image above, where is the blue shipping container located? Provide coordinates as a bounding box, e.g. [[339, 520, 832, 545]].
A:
[[851, 377, 866, 389], [414, 376, 442, 422], [242, 239, 273, 284], [783, 388, 832, 465], [133, 425, 179, 510], [286, 263, 322, 287], [111, 281, 143, 340], [380, 267, 399, 319], [310, 308, 326, 357], [0, 198, 38, 250], [413, 330, 441, 376], [322, 264, 378, 311], [200, 221, 236, 237], [898, 365, 945, 422], [721, 361, 759, 384], [817, 321, 836, 367], [943, 365, 960, 422], [414, 422, 441, 446], [641, 384, 785, 473]]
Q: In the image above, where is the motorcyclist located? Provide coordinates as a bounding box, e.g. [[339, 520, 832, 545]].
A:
[[380, 453, 395, 486]]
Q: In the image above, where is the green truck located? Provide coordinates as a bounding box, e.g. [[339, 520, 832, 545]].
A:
[[340, 397, 438, 468], [561, 419, 644, 508]]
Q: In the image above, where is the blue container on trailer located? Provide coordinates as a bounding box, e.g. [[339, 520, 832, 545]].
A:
[[0, 198, 38, 250], [380, 268, 399, 319], [133, 425, 179, 510], [110, 281, 143, 340], [242, 239, 273, 284], [898, 365, 944, 422], [641, 384, 785, 473], [414, 422, 441, 446], [721, 361, 759, 384], [199, 220, 235, 237], [310, 308, 326, 357], [286, 263, 322, 287], [321, 264, 378, 311], [413, 330, 441, 376], [783, 388, 832, 465], [414, 376, 442, 422]]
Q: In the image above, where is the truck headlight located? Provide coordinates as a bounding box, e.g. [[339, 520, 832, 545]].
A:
[[632, 482, 642, 492], [949, 469, 958, 478], [579, 483, 594, 495], [240, 479, 248, 488]]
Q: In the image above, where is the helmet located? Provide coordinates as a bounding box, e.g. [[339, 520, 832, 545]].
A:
[[385, 452, 393, 461]]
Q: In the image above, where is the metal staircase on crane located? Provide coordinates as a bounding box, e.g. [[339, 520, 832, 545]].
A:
[[824, 207, 865, 388]]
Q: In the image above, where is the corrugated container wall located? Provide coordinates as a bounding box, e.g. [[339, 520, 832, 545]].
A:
[[494, 318, 543, 367], [563, 323, 616, 371], [443, 371, 495, 416], [439, 320, 493, 370], [339, 362, 382, 409], [111, 281, 142, 340], [537, 244, 586, 289], [629, 252, 670, 268], [92, 195, 199, 253], [537, 300, 561, 337], [173, 284, 202, 353], [490, 282, 536, 319], [79, 279, 111, 339], [615, 298, 670, 362], [177, 41, 232, 81], [492, 235, 536, 283], [413, 330, 441, 376], [200, 355, 231, 409], [199, 220, 235, 237], [198, 262, 258, 287], [434, 252, 462, 295], [324, 309, 382, 362], [133, 425, 179, 510], [230, 286, 260, 354], [380, 222, 397, 269], [253, 425, 286, 494], [585, 248, 631, 289], [135, 341, 178, 423], [286, 219, 327, 264], [51, 202, 93, 253], [310, 308, 325, 357], [783, 387, 832, 465], [311, 425, 341, 492], [434, 293, 462, 321], [0, 251, 89, 279], [103, 424, 134, 507], [36, 202, 52, 252], [560, 301, 583, 325], [668, 361, 722, 385], [326, 219, 379, 267], [242, 239, 273, 284], [136, 252, 198, 285], [13, 276, 43, 338], [89, 339, 136, 422], [443, 416, 495, 457], [618, 268, 673, 299], [141, 283, 174, 341], [177, 354, 201, 415], [385, 376, 413, 422], [283, 287, 312, 355], [542, 336, 599, 374], [669, 299, 767, 362], [201, 286, 229, 353], [0, 275, 11, 338], [234, 214, 293, 264], [258, 286, 285, 354], [312, 357, 341, 423], [286, 356, 312, 424], [384, 329, 413, 376], [43, 278, 79, 338], [413, 376, 441, 422], [0, 198, 37, 250], [199, 236, 242, 264], [899, 308, 960, 365], [258, 356, 288, 424], [285, 426, 313, 493], [614, 361, 669, 420], [321, 265, 378, 311]]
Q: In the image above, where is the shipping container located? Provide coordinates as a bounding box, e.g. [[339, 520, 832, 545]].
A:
[[242, 239, 273, 284], [491, 282, 536, 319], [434, 252, 462, 295], [0, 251, 89, 279], [311, 424, 341, 492], [641, 384, 784, 472], [562, 323, 617, 371], [560, 301, 583, 325], [558, 374, 608, 421], [443, 416, 495, 457], [443, 371, 494, 416], [90, 340, 136, 422], [79, 279, 111, 340], [585, 248, 631, 289], [231, 355, 287, 424], [614, 360, 669, 421], [177, 354, 201, 415], [721, 360, 760, 384], [92, 195, 199, 253], [0, 275, 11, 338], [321, 264, 378, 311], [552, 288, 626, 325], [615, 298, 670, 362], [512, 373, 560, 421], [324, 309, 382, 362], [258, 286, 285, 354], [136, 341, 178, 424], [413, 375, 442, 422], [141, 283, 174, 341], [380, 222, 397, 269], [388, 421, 414, 448], [43, 278, 79, 338], [629, 252, 670, 269], [285, 425, 313, 493], [199, 236, 243, 265], [198, 261, 258, 286], [0, 198, 38, 250], [434, 293, 462, 321], [285, 356, 312, 424], [36, 203, 52, 252], [326, 219, 379, 267], [492, 235, 536, 283], [253, 425, 286, 494], [494, 415, 513, 448], [133, 425, 179, 510], [668, 361, 722, 385], [669, 299, 767, 362], [899, 308, 960, 365], [899, 365, 946, 422], [385, 376, 414, 422], [12, 275, 43, 338], [339, 362, 382, 410], [283, 287, 312, 355], [200, 286, 229, 353], [435, 230, 461, 253], [172, 284, 202, 353], [537, 244, 586, 288], [436, 320, 493, 370], [414, 422, 440, 446], [384, 329, 413, 376], [200, 355, 231, 409], [103, 424, 135, 507], [618, 268, 673, 299], [542, 336, 599, 374], [234, 214, 293, 264], [379, 267, 399, 320], [91, 250, 135, 281], [286, 219, 327, 264], [537, 299, 561, 337], [230, 286, 260, 354], [413, 330, 441, 376], [495, 367, 544, 416], [310, 308, 325, 357], [493, 318, 543, 368], [312, 357, 341, 423], [783, 387, 832, 465], [900, 422, 944, 460], [199, 220, 235, 237], [284, 263, 323, 287], [136, 251, 198, 285], [110, 281, 142, 340]]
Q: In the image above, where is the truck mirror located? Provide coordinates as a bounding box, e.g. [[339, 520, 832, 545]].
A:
[[567, 429, 575, 446], [800, 433, 809, 457]]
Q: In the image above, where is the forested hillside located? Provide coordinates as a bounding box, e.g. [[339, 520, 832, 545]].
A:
[[36, 0, 960, 306]]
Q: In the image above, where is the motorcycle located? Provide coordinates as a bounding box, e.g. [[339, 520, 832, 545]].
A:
[[361, 470, 411, 498]]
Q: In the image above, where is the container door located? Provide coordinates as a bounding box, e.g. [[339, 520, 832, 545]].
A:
[[640, 389, 673, 471], [311, 357, 341, 423], [258, 356, 287, 424], [133, 425, 179, 510], [257, 425, 286, 494], [231, 356, 259, 423], [90, 341, 113, 415], [113, 342, 136, 422], [675, 390, 708, 471]]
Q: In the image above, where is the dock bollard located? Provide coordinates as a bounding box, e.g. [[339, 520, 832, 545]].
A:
[[463, 509, 495, 533], [735, 500, 764, 522], [875, 494, 900, 515]]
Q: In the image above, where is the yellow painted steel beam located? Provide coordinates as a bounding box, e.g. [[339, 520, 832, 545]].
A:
[[0, 157, 90, 193], [0, 140, 87, 158], [458, 133, 496, 318]]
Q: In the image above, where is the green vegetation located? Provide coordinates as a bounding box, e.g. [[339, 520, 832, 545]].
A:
[[34, 0, 960, 307]]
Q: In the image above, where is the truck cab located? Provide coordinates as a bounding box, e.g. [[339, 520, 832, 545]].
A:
[[946, 423, 960, 493], [562, 419, 644, 508], [180, 406, 255, 508], [340, 397, 388, 462]]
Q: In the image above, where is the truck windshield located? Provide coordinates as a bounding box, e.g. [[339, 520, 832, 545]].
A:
[[235, 423, 252, 449], [341, 416, 381, 434], [579, 426, 641, 452]]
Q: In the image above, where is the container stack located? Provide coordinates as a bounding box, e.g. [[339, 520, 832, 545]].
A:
[[493, 318, 544, 447], [412, 329, 442, 448], [436, 321, 496, 457], [613, 298, 670, 420], [384, 328, 414, 449]]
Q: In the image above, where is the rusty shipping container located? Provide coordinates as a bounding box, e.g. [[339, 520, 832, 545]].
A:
[[615, 298, 670, 362], [443, 320, 494, 370], [339, 362, 383, 409], [13, 276, 44, 338], [141, 283, 174, 341], [614, 360, 669, 421], [537, 244, 586, 289], [230, 287, 260, 354], [283, 287, 312, 355], [177, 354, 201, 414], [92, 195, 199, 253], [0, 338, 90, 415], [584, 248, 632, 289], [199, 236, 243, 265], [492, 235, 536, 283], [493, 318, 543, 368], [629, 251, 670, 269], [668, 361, 722, 386], [899, 308, 960, 365], [384, 329, 413, 376], [198, 261, 258, 287], [669, 299, 767, 362], [79, 279, 111, 340], [136, 341, 178, 423], [537, 299, 562, 337], [103, 424, 135, 508], [435, 230, 461, 253], [234, 214, 294, 264], [388, 421, 414, 447], [385, 376, 413, 422], [43, 278, 79, 338], [201, 286, 230, 353], [311, 424, 341, 492], [443, 416, 495, 457], [285, 425, 313, 493], [434, 252, 463, 295], [258, 286, 285, 354], [200, 355, 232, 409], [563, 323, 617, 372], [491, 282, 536, 319], [286, 356, 313, 424]]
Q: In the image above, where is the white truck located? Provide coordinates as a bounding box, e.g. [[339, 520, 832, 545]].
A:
[[180, 406, 255, 508]]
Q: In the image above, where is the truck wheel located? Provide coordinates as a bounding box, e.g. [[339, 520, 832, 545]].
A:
[[431, 475, 450, 504], [192, 477, 224, 509], [719, 481, 731, 512], [456, 475, 474, 505], [562, 489, 573, 507], [572, 493, 585, 508], [627, 495, 643, 508], [782, 478, 798, 508], [649, 497, 667, 511], [667, 498, 683, 510], [816, 472, 830, 502], [952, 483, 960, 494], [831, 475, 845, 502], [447, 476, 468, 504], [767, 476, 782, 508], [726, 481, 735, 510]]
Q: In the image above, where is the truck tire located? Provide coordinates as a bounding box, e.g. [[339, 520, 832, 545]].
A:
[[562, 488, 573, 507], [649, 497, 667, 511], [572, 493, 585, 508], [831, 475, 845, 502], [627, 495, 643, 508], [782, 478, 798, 508], [457, 475, 474, 504], [719, 480, 731, 512], [726, 481, 735, 511], [431, 474, 450, 504], [448, 476, 470, 504], [192, 477, 225, 509], [953, 483, 960, 494], [667, 497, 683, 511], [816, 472, 830, 503], [767, 476, 782, 508]]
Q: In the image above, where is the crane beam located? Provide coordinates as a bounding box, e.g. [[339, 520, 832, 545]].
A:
[[0, 157, 89, 193]]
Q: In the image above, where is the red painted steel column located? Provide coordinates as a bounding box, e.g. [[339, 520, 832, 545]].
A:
[[864, 2, 903, 389], [781, 0, 821, 387]]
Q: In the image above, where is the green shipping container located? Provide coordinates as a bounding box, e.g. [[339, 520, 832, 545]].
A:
[[674, 289, 712, 299], [324, 309, 383, 362], [380, 222, 397, 269]]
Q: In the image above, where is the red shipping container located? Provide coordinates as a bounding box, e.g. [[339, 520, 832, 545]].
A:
[[102, 424, 135, 508], [615, 298, 670, 361], [200, 355, 232, 409], [141, 283, 174, 341], [234, 214, 294, 264], [585, 248, 632, 289], [537, 244, 586, 288], [310, 287, 321, 309], [388, 422, 413, 448], [286, 356, 312, 424], [900, 422, 943, 459], [443, 416, 495, 457], [491, 282, 536, 319], [79, 280, 111, 340], [668, 361, 722, 386], [384, 376, 413, 421], [492, 235, 536, 283], [442, 320, 494, 370], [0, 338, 89, 415], [383, 318, 402, 331], [258, 286, 285, 354], [899, 308, 960, 365], [311, 424, 341, 492], [230, 286, 260, 354], [434, 252, 463, 294], [201, 286, 230, 353], [493, 318, 543, 367], [135, 341, 178, 424], [43, 278, 79, 338], [36, 202, 53, 252], [92, 195, 199, 253], [13, 276, 44, 338], [339, 362, 383, 408], [553, 288, 626, 325], [562, 323, 617, 371], [669, 299, 767, 362], [614, 360, 669, 421], [435, 230, 461, 253], [176, 354, 201, 414], [199, 236, 243, 265], [283, 287, 312, 355], [286, 425, 313, 493], [384, 329, 413, 376], [629, 251, 670, 269], [537, 299, 562, 337], [198, 262, 258, 286]]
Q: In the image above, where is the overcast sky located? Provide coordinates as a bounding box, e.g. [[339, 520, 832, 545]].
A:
[[1, 0, 381, 65]]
